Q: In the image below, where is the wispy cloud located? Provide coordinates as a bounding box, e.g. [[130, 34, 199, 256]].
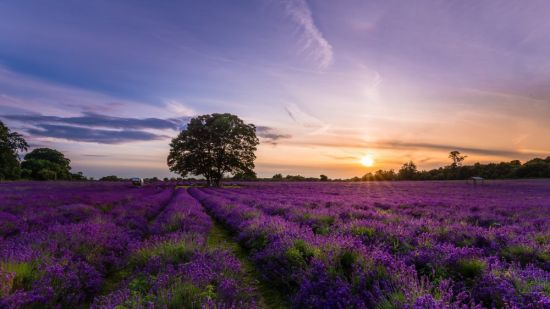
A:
[[283, 0, 333, 69], [165, 101, 196, 117], [372, 141, 546, 159], [285, 103, 331, 134], [83, 154, 109, 157], [290, 137, 548, 159], [27, 124, 166, 144], [256, 126, 292, 145], [364, 71, 383, 103]]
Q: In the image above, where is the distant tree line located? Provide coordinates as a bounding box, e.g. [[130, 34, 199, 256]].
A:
[[361, 151, 550, 181], [266, 151, 550, 182], [268, 173, 330, 182], [99, 176, 168, 182]]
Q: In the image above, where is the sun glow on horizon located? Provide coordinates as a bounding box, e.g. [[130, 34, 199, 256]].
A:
[[360, 154, 375, 167]]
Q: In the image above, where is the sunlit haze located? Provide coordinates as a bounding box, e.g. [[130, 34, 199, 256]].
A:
[[360, 155, 375, 167], [1, 1, 549, 178]]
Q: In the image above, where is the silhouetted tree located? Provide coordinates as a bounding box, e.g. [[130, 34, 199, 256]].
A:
[[375, 169, 397, 180], [100, 175, 122, 181], [398, 161, 418, 180], [449, 151, 467, 168], [361, 172, 373, 181], [71, 171, 86, 180], [167, 113, 259, 187], [516, 158, 550, 178], [285, 174, 306, 181], [233, 170, 257, 180], [0, 120, 28, 180], [320, 174, 329, 181]]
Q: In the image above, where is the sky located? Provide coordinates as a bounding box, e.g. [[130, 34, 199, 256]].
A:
[[1, 0, 550, 179]]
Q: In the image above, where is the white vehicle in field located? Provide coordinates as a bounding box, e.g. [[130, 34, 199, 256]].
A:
[[131, 177, 144, 186]]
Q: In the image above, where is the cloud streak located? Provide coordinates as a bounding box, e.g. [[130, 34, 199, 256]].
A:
[[27, 124, 166, 144], [284, 0, 333, 69], [373, 141, 545, 158], [1, 113, 188, 144], [4, 113, 188, 130], [286, 137, 549, 159], [256, 126, 292, 145], [3, 112, 294, 146], [285, 103, 331, 135]]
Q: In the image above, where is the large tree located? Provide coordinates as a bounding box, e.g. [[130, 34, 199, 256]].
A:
[[0, 120, 28, 180], [22, 148, 72, 180], [167, 113, 259, 187]]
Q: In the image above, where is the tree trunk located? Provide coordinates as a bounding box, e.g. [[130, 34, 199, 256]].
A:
[[212, 175, 221, 187]]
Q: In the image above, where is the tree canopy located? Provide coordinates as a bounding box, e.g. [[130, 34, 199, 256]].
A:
[[100, 175, 123, 181], [398, 161, 418, 180], [449, 150, 467, 168], [167, 113, 259, 187], [22, 148, 72, 180], [233, 170, 257, 180], [0, 120, 28, 180]]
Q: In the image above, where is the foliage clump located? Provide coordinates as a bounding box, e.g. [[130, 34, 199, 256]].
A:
[[168, 113, 258, 187], [0, 120, 28, 180]]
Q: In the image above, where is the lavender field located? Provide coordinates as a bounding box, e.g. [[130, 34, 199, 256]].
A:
[[0, 182, 258, 308], [1, 180, 549, 308]]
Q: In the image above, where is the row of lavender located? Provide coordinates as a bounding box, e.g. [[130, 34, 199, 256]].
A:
[[0, 182, 257, 308], [0, 182, 172, 307], [93, 187, 257, 308], [190, 181, 550, 308]]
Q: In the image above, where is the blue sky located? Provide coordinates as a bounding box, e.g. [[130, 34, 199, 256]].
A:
[[1, 1, 549, 178]]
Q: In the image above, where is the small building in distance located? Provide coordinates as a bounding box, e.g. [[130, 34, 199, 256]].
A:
[[470, 176, 485, 185]]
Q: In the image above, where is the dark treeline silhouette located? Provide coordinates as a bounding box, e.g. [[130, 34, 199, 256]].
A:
[[267, 151, 550, 182], [362, 152, 550, 181]]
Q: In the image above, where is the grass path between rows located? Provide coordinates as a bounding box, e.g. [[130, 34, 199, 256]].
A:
[[203, 205, 289, 308], [101, 188, 177, 295]]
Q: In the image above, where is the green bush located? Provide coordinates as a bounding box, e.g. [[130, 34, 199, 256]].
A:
[[245, 232, 268, 251], [131, 237, 200, 267], [454, 258, 486, 279], [375, 292, 406, 309], [337, 249, 361, 280], [350, 226, 376, 240], [167, 282, 210, 309], [501, 245, 541, 266], [1, 261, 39, 293], [129, 274, 153, 294], [285, 240, 318, 268], [37, 168, 57, 180], [311, 216, 334, 235]]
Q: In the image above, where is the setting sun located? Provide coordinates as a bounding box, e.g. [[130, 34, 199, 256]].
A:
[[360, 155, 375, 167]]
